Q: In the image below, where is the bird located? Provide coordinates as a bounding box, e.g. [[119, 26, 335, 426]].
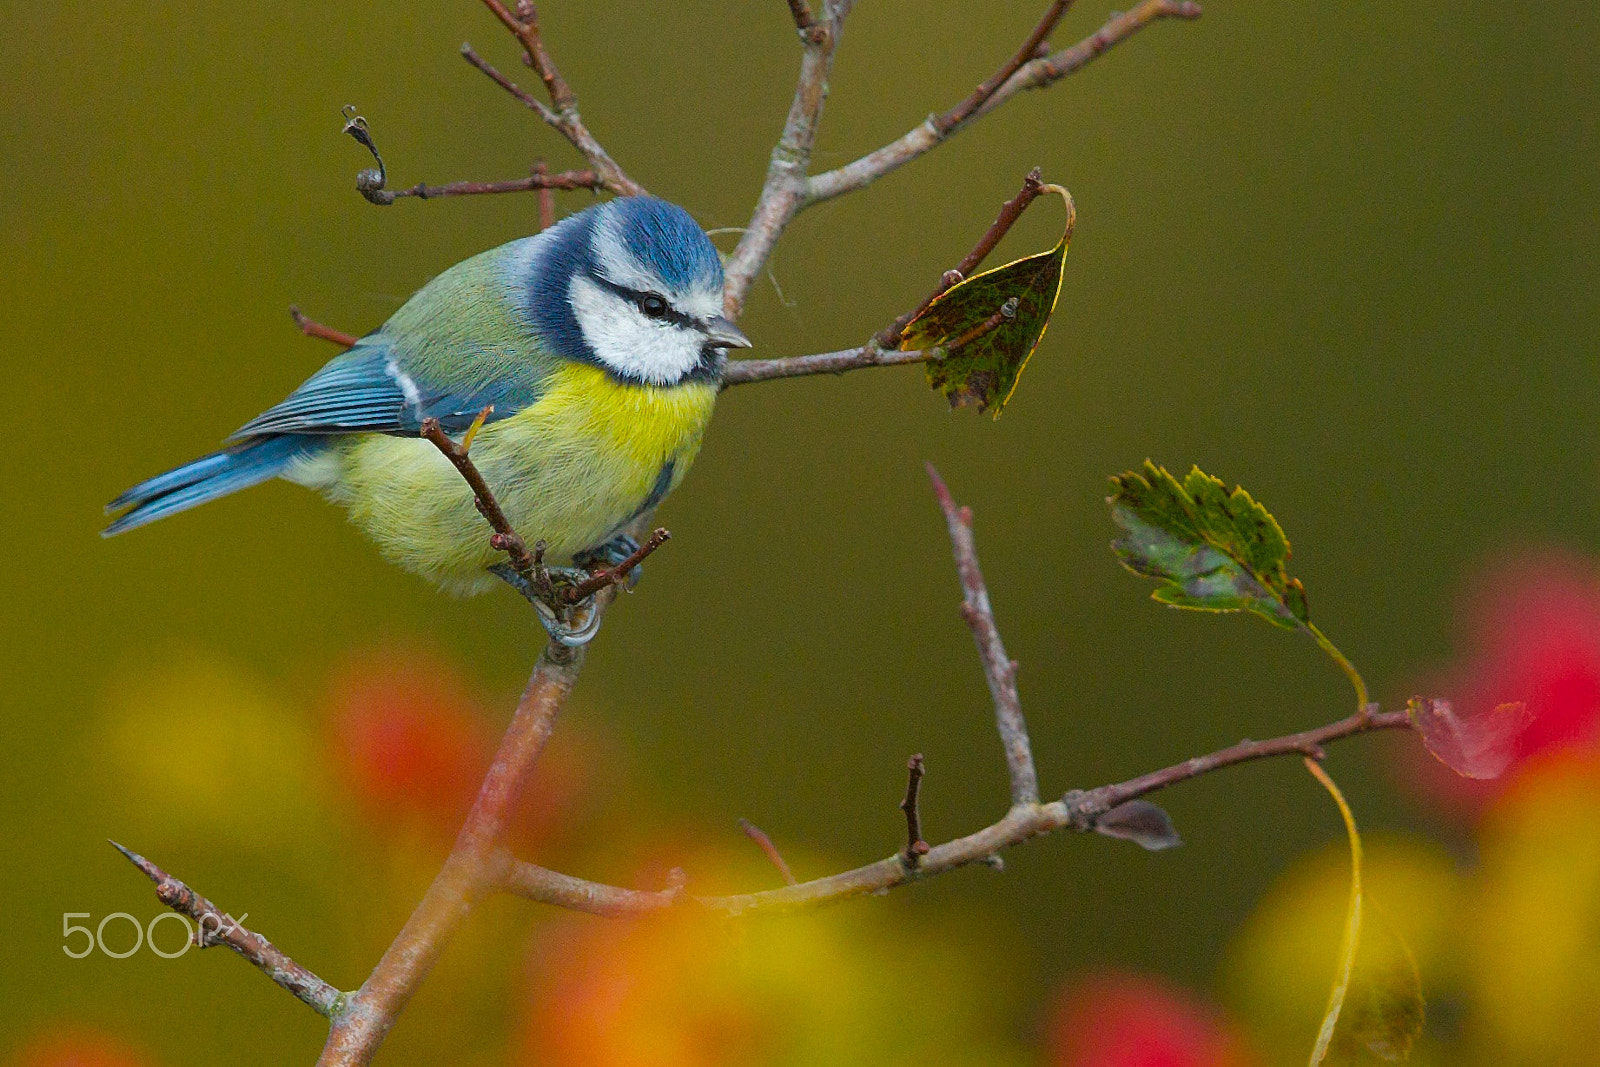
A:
[[104, 196, 750, 642]]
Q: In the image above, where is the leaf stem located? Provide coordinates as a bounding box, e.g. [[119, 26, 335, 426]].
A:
[[1308, 623, 1370, 714], [1303, 757, 1363, 1065]]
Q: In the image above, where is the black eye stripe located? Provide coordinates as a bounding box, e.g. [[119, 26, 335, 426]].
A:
[[593, 277, 697, 329]]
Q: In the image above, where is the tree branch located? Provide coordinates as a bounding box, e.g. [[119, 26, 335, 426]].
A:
[[805, 0, 1201, 205], [496, 472, 1416, 919], [559, 528, 671, 604], [503, 709, 1412, 918], [472, 1, 645, 196], [874, 168, 1047, 349], [722, 0, 858, 317], [783, 0, 820, 39], [932, 2, 1075, 136], [319, 640, 586, 1066], [720, 344, 934, 387], [110, 842, 346, 1018], [899, 754, 930, 865], [739, 818, 799, 886]]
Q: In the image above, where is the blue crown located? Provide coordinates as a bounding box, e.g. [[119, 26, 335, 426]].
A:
[[606, 196, 723, 292]]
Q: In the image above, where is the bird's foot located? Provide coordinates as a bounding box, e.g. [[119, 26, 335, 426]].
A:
[[491, 562, 605, 647], [575, 534, 644, 592]]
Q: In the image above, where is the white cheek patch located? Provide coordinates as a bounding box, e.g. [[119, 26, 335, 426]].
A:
[[568, 275, 704, 385]]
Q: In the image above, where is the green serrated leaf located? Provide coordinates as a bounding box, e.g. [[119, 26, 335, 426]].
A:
[[1108, 461, 1310, 631], [899, 197, 1071, 417]]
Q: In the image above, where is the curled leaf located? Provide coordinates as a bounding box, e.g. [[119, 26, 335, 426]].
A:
[[1109, 461, 1310, 631], [900, 187, 1073, 416], [1093, 800, 1183, 851], [1407, 697, 1531, 780], [1304, 759, 1424, 1065]]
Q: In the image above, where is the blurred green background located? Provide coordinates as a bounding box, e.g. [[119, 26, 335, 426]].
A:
[[4, 1, 1599, 1064]]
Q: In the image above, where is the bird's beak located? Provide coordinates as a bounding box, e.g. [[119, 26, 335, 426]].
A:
[[703, 315, 753, 349]]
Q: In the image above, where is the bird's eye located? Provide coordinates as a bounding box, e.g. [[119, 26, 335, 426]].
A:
[[639, 294, 669, 319]]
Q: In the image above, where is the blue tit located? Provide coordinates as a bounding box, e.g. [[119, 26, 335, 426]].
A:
[[104, 196, 750, 639]]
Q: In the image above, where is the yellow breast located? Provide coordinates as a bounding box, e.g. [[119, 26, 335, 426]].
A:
[[326, 362, 717, 594]]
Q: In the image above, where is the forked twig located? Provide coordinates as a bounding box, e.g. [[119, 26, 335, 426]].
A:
[[722, 169, 1060, 388], [805, 0, 1202, 205], [471, 0, 644, 195]]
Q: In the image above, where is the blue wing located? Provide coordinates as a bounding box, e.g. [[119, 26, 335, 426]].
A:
[[228, 336, 537, 440]]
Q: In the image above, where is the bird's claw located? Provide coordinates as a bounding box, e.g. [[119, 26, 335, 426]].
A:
[[491, 563, 605, 646], [531, 589, 604, 646]]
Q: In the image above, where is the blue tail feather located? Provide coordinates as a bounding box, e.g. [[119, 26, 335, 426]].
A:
[[103, 436, 320, 536]]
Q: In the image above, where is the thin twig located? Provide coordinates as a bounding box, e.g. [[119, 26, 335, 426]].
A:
[[927, 465, 1038, 807], [289, 306, 359, 349], [532, 161, 557, 230], [720, 344, 935, 387], [805, 0, 1201, 205], [739, 818, 799, 886], [784, 0, 817, 34], [110, 842, 346, 1018], [982, 0, 1205, 117], [932, 2, 1075, 135], [874, 168, 1045, 349], [370, 169, 603, 204], [496, 476, 1408, 920], [460, 43, 548, 114], [501, 708, 1413, 918], [560, 528, 671, 604], [419, 415, 537, 583], [482, 0, 574, 110], [472, 2, 644, 196], [900, 754, 930, 865]]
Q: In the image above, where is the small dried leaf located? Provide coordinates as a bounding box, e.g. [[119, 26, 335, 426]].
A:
[[1407, 697, 1531, 780], [1109, 461, 1310, 632], [1094, 800, 1183, 851], [900, 194, 1072, 417]]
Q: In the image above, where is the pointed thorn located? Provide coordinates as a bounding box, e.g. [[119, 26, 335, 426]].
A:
[[108, 840, 160, 883]]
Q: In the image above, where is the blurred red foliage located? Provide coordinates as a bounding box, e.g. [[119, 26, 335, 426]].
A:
[[326, 645, 592, 848], [1402, 550, 1600, 818], [329, 648, 493, 829], [1046, 970, 1255, 1067], [10, 1029, 154, 1067]]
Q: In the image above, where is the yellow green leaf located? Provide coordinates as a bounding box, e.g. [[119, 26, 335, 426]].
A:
[[900, 186, 1073, 416]]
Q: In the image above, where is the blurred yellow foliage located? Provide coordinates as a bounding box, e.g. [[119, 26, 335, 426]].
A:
[[94, 654, 332, 852], [1466, 753, 1600, 1065], [516, 848, 1029, 1067]]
